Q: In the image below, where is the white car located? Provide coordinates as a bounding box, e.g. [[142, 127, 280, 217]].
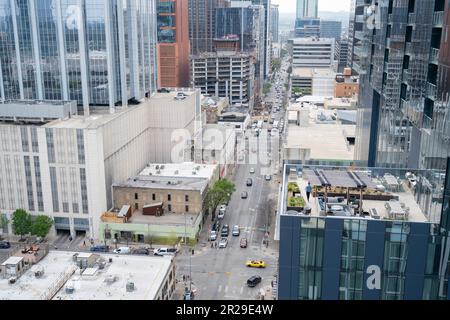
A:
[[209, 230, 218, 241], [250, 168, 256, 174], [265, 175, 272, 181], [113, 247, 130, 254], [218, 205, 226, 219], [219, 238, 228, 248]]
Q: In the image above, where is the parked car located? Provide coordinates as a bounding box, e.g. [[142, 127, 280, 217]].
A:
[[209, 230, 218, 241], [113, 247, 130, 254], [246, 178, 253, 186], [247, 276, 262, 288], [232, 225, 240, 237], [240, 238, 248, 248], [241, 191, 248, 199], [212, 220, 221, 232], [265, 175, 272, 181], [246, 260, 267, 268], [90, 245, 109, 252], [221, 225, 229, 237], [218, 205, 226, 219], [218, 238, 228, 248], [132, 247, 150, 255], [153, 248, 177, 256], [0, 241, 11, 249]]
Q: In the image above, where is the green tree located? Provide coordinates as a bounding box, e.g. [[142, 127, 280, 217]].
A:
[[205, 179, 236, 221], [263, 82, 272, 95], [31, 215, 54, 238], [272, 58, 281, 71], [287, 66, 292, 74], [12, 209, 32, 240]]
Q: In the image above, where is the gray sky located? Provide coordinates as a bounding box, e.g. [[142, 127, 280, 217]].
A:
[[272, 0, 351, 13]]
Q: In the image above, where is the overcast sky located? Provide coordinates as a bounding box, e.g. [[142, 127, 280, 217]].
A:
[[272, 0, 351, 13]]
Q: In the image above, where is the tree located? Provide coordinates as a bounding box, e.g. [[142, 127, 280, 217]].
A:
[[12, 209, 32, 240], [272, 58, 281, 71], [31, 215, 54, 238], [263, 82, 272, 95], [287, 66, 292, 74], [205, 179, 236, 221]]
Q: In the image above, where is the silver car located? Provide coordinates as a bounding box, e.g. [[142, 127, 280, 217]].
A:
[[219, 238, 228, 248]]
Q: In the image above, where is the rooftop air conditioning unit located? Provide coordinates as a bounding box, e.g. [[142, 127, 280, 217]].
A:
[[161, 165, 165, 170], [156, 165, 160, 170], [192, 171, 197, 175], [156, 170, 161, 174], [174, 170, 179, 175], [126, 282, 135, 292]]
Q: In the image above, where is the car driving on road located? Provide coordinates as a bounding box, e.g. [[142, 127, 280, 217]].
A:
[[246, 178, 253, 186], [0, 241, 11, 249], [219, 238, 228, 248], [247, 276, 262, 288], [246, 260, 267, 268], [221, 224, 229, 237], [250, 168, 255, 174], [241, 191, 248, 199], [240, 238, 248, 248], [209, 230, 218, 241], [232, 225, 240, 236]]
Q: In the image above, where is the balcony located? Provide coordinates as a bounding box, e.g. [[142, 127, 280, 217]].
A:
[[353, 45, 369, 58], [353, 61, 367, 75], [430, 47, 440, 64], [433, 11, 443, 27]]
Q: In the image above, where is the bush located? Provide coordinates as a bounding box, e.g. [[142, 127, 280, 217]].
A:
[[288, 182, 300, 193], [289, 197, 306, 208]]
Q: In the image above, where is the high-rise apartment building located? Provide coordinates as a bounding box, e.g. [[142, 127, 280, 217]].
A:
[[192, 38, 255, 108], [347, 0, 371, 74], [188, 0, 228, 54], [295, 17, 321, 38], [0, 0, 158, 115], [336, 39, 349, 72], [157, 0, 190, 88], [289, 38, 336, 69], [251, 0, 271, 78], [320, 20, 342, 42], [270, 4, 279, 43], [278, 161, 450, 300], [354, 0, 450, 171], [296, 0, 318, 19], [215, 2, 265, 96]]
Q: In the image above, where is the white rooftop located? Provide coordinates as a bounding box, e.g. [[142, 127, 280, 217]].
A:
[[285, 106, 355, 161], [139, 162, 217, 179], [2, 256, 23, 266], [0, 251, 174, 300]]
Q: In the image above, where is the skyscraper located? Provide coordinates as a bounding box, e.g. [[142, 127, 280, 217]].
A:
[[354, 0, 450, 170], [296, 0, 318, 19], [157, 0, 191, 88], [320, 20, 342, 42], [0, 0, 158, 115], [188, 0, 227, 54], [251, 0, 271, 78], [270, 4, 279, 43]]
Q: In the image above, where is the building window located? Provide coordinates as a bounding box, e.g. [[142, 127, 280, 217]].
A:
[[185, 195, 189, 202], [185, 205, 189, 212], [135, 193, 138, 200], [135, 203, 139, 210], [168, 194, 171, 201], [152, 194, 156, 201], [168, 204, 172, 212]]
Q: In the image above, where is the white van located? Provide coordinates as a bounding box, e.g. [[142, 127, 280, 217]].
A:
[[113, 247, 130, 254]]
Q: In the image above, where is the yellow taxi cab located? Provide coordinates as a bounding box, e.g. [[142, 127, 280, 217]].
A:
[[245, 260, 267, 268]]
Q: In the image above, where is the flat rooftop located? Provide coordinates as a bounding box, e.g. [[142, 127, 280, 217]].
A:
[[284, 170, 429, 223], [114, 175, 209, 192], [292, 68, 313, 78], [0, 251, 173, 300], [152, 89, 197, 100], [285, 107, 355, 161], [139, 162, 217, 180]]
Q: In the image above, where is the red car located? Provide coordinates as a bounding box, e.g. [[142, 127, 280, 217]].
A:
[[240, 238, 248, 248]]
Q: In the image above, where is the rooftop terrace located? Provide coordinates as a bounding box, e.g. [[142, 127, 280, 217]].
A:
[[281, 164, 446, 224]]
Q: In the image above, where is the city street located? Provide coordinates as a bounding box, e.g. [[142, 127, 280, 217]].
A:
[[173, 56, 291, 300]]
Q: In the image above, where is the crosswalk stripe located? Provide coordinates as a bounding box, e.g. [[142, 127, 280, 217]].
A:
[[224, 286, 229, 293], [218, 285, 222, 293], [240, 287, 244, 295]]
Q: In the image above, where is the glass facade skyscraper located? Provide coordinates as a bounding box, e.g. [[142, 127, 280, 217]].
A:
[[354, 0, 450, 171], [0, 0, 158, 115]]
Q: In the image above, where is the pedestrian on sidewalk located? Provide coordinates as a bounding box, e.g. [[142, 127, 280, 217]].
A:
[[83, 240, 86, 246], [306, 182, 312, 202]]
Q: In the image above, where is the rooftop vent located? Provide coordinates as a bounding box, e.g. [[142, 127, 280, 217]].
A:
[[174, 170, 179, 175], [156, 170, 161, 174], [192, 171, 197, 175], [126, 282, 135, 292], [160, 165, 165, 170], [156, 165, 160, 170], [105, 275, 117, 283]]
